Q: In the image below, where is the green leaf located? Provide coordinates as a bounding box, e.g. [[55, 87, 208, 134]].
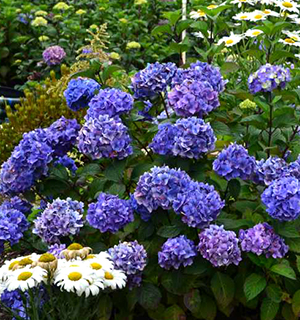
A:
[[157, 225, 183, 238], [292, 290, 300, 317], [88, 178, 106, 199], [211, 121, 231, 136], [184, 256, 209, 275], [266, 284, 282, 303], [197, 294, 217, 320], [107, 183, 126, 196], [220, 62, 239, 75], [78, 163, 101, 177], [147, 304, 166, 320], [163, 10, 181, 25], [161, 270, 194, 295], [244, 273, 267, 301], [271, 263, 296, 280], [151, 24, 173, 36], [184, 289, 202, 314], [104, 160, 126, 182], [97, 295, 112, 320], [270, 50, 295, 63], [138, 283, 162, 310], [102, 65, 123, 83], [50, 166, 69, 181], [286, 238, 300, 253], [260, 298, 279, 320], [176, 19, 192, 34], [163, 305, 185, 320], [228, 179, 241, 199], [277, 223, 300, 239], [211, 272, 235, 308], [296, 256, 300, 273], [282, 303, 298, 320]]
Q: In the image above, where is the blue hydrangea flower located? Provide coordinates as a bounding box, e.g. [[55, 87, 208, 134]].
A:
[[168, 79, 220, 118], [87, 88, 133, 118], [248, 64, 291, 94], [197, 225, 242, 267], [149, 117, 216, 159], [33, 198, 84, 244], [1, 289, 28, 319], [287, 155, 300, 179], [173, 181, 224, 229], [87, 193, 134, 233], [64, 77, 101, 111], [131, 62, 177, 99], [108, 241, 147, 275], [130, 195, 151, 222], [54, 155, 78, 173], [48, 243, 66, 258], [239, 223, 288, 259], [158, 235, 197, 270], [77, 115, 133, 160], [213, 143, 256, 181], [127, 273, 143, 289], [134, 166, 192, 213], [261, 176, 300, 221], [1, 196, 32, 215]]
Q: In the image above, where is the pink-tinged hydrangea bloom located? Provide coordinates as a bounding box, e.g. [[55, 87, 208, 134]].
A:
[[42, 45, 66, 66]]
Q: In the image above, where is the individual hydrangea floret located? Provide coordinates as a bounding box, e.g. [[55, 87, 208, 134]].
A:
[[77, 115, 133, 160], [54, 155, 78, 173], [33, 198, 84, 244], [173, 181, 224, 228], [48, 243, 67, 258], [108, 241, 147, 275], [197, 225, 242, 267], [248, 64, 291, 94], [261, 176, 300, 221], [64, 77, 101, 111], [150, 117, 216, 159], [130, 195, 151, 222], [131, 62, 177, 99], [87, 88, 133, 118], [42, 45, 66, 66], [168, 79, 220, 118], [239, 223, 288, 259], [87, 193, 134, 233], [213, 143, 256, 181], [134, 166, 192, 213], [158, 235, 197, 270]]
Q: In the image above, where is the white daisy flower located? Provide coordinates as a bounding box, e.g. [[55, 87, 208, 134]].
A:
[[291, 17, 300, 24], [282, 30, 300, 41], [85, 257, 114, 275], [233, 12, 251, 20], [262, 9, 280, 17], [245, 29, 264, 37], [279, 38, 300, 46], [230, 0, 255, 8], [249, 10, 267, 21], [275, 1, 300, 13], [78, 276, 105, 297], [217, 32, 244, 46], [193, 30, 212, 38], [190, 9, 206, 19], [295, 53, 300, 59], [102, 269, 127, 290]]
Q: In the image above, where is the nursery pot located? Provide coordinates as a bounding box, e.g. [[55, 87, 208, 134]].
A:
[[0, 86, 24, 121]]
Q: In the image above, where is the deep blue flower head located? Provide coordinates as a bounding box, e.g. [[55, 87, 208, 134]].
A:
[[48, 243, 66, 258], [198, 225, 242, 267], [261, 176, 300, 221], [213, 143, 256, 181], [173, 181, 224, 228], [1, 196, 32, 215], [64, 77, 101, 111], [150, 117, 216, 159], [131, 62, 177, 99], [168, 79, 220, 118], [0, 129, 52, 195], [239, 222, 288, 258], [287, 155, 300, 179], [33, 197, 84, 244], [134, 165, 192, 213], [130, 195, 151, 222], [108, 240, 147, 275], [87, 193, 134, 233], [87, 88, 133, 118], [248, 64, 291, 94], [158, 235, 197, 270], [1, 289, 28, 319], [54, 155, 78, 173], [77, 115, 133, 160]]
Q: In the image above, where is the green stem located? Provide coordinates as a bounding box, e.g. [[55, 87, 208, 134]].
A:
[[267, 93, 273, 157]]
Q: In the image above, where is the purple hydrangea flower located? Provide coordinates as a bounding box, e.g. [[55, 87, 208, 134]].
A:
[[131, 62, 177, 99], [48, 243, 66, 258], [64, 77, 101, 111], [54, 155, 78, 173], [130, 195, 151, 222], [173, 181, 224, 228], [149, 117, 216, 159], [1, 289, 28, 319], [42, 45, 66, 66], [87, 88, 133, 118], [213, 143, 256, 181], [77, 115, 133, 160], [287, 155, 300, 179], [1, 196, 32, 215], [248, 64, 291, 94], [261, 176, 300, 221], [197, 225, 242, 267], [127, 273, 143, 289], [168, 79, 220, 118], [33, 198, 84, 244], [134, 166, 192, 213], [239, 223, 288, 259], [158, 235, 197, 270], [108, 241, 147, 275], [87, 193, 134, 233]]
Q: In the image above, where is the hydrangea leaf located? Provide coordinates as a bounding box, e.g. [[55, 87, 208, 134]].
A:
[[260, 297, 279, 320], [211, 272, 235, 308], [244, 273, 267, 301]]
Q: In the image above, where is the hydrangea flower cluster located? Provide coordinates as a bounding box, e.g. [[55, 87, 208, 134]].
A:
[[158, 235, 197, 270], [77, 115, 133, 160], [0, 289, 28, 319], [1, 196, 32, 215], [54, 155, 78, 173], [33, 198, 84, 244], [87, 88, 133, 118], [248, 64, 291, 94], [131, 62, 177, 99], [197, 225, 242, 267], [130, 195, 151, 222], [168, 80, 220, 118], [48, 243, 67, 258], [64, 77, 101, 111], [213, 143, 256, 181], [42, 45, 66, 66], [149, 117, 216, 159], [239, 223, 289, 259], [261, 176, 300, 221], [173, 181, 225, 229], [287, 155, 300, 180], [87, 193, 134, 233]]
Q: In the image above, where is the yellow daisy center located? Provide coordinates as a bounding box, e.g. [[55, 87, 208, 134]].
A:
[[283, 2, 293, 8], [9, 261, 19, 270], [285, 38, 295, 43], [226, 39, 234, 44], [68, 272, 82, 281], [104, 272, 114, 280], [39, 253, 56, 262], [239, 0, 246, 2], [18, 272, 33, 281], [69, 264, 80, 267], [197, 10, 205, 16], [207, 4, 217, 9], [264, 10, 271, 14], [85, 254, 96, 260], [291, 36, 298, 41], [254, 14, 263, 19], [90, 262, 102, 270], [18, 258, 33, 266], [67, 243, 83, 250], [252, 31, 261, 36], [240, 15, 248, 19]]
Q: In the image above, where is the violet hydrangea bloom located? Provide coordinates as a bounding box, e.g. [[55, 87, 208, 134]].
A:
[[149, 117, 216, 159], [54, 155, 78, 173], [87, 193, 134, 233], [48, 243, 66, 258], [158, 235, 197, 270], [64, 77, 101, 111], [130, 195, 151, 222], [1, 196, 32, 215], [168, 79, 220, 118], [248, 64, 291, 94], [77, 115, 133, 160], [261, 176, 300, 221], [33, 198, 84, 244], [42, 45, 66, 66], [198, 224, 242, 267], [1, 289, 28, 319], [213, 143, 256, 181]]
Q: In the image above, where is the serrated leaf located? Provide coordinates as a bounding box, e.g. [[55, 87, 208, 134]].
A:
[[157, 225, 182, 238], [244, 273, 267, 301], [163, 304, 185, 320], [78, 163, 101, 177], [211, 272, 235, 308], [286, 238, 300, 253], [292, 290, 300, 317], [198, 294, 217, 320], [108, 183, 125, 196], [260, 298, 279, 320], [184, 289, 201, 314], [162, 271, 194, 295], [138, 283, 162, 310], [104, 160, 126, 182], [220, 62, 239, 75], [266, 284, 282, 303], [184, 256, 209, 275], [277, 223, 300, 239], [271, 264, 296, 280], [151, 24, 172, 36], [211, 121, 231, 136], [282, 303, 297, 320]]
